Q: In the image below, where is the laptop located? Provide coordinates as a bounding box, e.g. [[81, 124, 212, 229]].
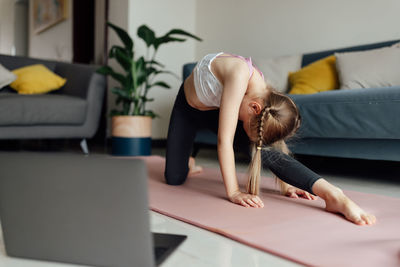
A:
[[0, 152, 186, 267]]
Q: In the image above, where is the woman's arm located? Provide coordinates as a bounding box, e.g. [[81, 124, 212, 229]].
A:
[[217, 66, 246, 197], [217, 62, 263, 208]]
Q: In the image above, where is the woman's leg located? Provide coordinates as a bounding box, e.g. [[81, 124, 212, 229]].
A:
[[261, 149, 376, 225], [261, 148, 320, 194], [164, 84, 199, 185], [187, 109, 221, 173]]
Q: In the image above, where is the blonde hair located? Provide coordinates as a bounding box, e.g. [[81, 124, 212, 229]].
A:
[[246, 89, 301, 195]]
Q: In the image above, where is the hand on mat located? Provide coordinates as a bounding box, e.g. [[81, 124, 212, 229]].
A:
[[229, 191, 264, 208], [284, 186, 318, 200]]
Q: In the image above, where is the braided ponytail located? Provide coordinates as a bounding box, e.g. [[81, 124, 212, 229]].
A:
[[246, 89, 301, 196], [246, 107, 269, 195]]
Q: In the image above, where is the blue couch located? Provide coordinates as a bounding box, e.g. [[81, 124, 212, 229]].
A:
[[182, 40, 400, 161]]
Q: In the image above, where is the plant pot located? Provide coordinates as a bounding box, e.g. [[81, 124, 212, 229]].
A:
[[111, 115, 152, 156]]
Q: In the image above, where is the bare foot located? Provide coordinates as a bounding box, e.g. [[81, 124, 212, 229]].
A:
[[325, 188, 377, 226], [188, 157, 203, 175]]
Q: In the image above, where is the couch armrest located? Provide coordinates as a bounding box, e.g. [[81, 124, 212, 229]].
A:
[[55, 62, 100, 99], [55, 61, 106, 138], [183, 63, 196, 81], [83, 72, 106, 137]]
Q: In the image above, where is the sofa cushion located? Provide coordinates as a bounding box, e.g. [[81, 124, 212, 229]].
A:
[[335, 45, 400, 89], [289, 86, 400, 140], [0, 64, 16, 89], [288, 55, 339, 94], [0, 94, 87, 126], [253, 54, 302, 93], [10, 64, 66, 94]]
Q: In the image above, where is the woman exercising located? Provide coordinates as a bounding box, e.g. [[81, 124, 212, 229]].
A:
[[164, 52, 376, 226]]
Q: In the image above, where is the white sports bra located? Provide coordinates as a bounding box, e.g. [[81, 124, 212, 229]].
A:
[[193, 52, 264, 107], [193, 52, 224, 107]]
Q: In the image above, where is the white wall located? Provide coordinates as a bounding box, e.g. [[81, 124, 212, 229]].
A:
[[126, 0, 197, 139], [195, 0, 400, 59], [29, 0, 73, 61], [106, 0, 130, 137], [0, 0, 15, 55]]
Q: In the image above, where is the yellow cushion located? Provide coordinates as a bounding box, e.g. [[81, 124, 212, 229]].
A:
[[10, 64, 66, 94], [288, 55, 338, 94]]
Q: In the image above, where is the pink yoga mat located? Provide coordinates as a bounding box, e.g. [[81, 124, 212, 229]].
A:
[[144, 156, 400, 267]]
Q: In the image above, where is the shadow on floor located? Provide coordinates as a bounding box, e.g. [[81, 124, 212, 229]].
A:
[[0, 139, 109, 155], [294, 154, 400, 184]]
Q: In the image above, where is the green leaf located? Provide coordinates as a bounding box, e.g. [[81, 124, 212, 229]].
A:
[[135, 56, 148, 86], [153, 28, 202, 50], [110, 109, 123, 117], [109, 45, 133, 59], [140, 96, 154, 102], [149, 81, 171, 89], [153, 70, 179, 79], [111, 87, 131, 100], [116, 96, 123, 105], [165, 29, 202, 41], [144, 110, 158, 118], [96, 66, 127, 86], [154, 36, 186, 50], [96, 65, 110, 75], [107, 22, 134, 51], [123, 102, 130, 115], [114, 47, 133, 71], [137, 25, 156, 48], [146, 60, 165, 68], [145, 67, 158, 77]]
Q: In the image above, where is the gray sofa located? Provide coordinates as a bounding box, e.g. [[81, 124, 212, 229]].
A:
[[182, 39, 400, 161], [0, 54, 106, 153]]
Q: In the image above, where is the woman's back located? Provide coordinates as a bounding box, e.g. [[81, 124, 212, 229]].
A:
[[184, 53, 266, 111]]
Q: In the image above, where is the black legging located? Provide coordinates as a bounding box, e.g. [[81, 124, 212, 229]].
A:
[[164, 83, 321, 194]]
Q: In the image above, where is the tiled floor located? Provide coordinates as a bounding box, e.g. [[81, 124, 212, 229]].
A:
[[0, 144, 399, 267]]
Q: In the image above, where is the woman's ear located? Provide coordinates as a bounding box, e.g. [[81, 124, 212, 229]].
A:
[[249, 101, 263, 115]]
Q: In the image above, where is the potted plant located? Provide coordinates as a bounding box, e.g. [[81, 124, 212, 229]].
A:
[[97, 22, 201, 156]]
